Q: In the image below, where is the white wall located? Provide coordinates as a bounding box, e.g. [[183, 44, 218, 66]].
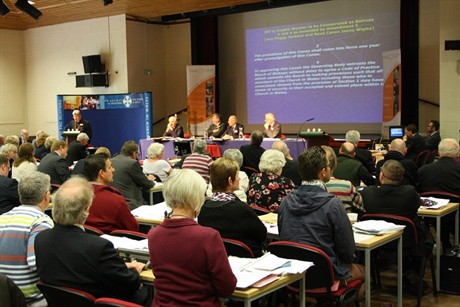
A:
[[0, 29, 25, 137]]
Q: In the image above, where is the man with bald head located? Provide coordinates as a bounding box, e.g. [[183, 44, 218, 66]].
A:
[[223, 115, 244, 139], [333, 142, 375, 187], [272, 140, 301, 186], [375, 138, 417, 185]]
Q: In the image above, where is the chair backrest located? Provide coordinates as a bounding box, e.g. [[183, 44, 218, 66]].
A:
[[268, 241, 335, 291], [109, 230, 148, 241], [94, 297, 143, 307], [420, 191, 460, 203], [0, 273, 26, 307], [415, 149, 431, 168], [360, 214, 418, 249], [426, 150, 438, 164], [37, 281, 95, 307], [222, 238, 254, 258], [84, 225, 104, 236], [250, 205, 271, 215], [241, 165, 258, 178]]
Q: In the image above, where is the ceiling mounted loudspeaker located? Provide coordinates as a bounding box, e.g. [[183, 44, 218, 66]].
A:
[[102, 0, 113, 6], [15, 0, 42, 20], [0, 1, 10, 16]]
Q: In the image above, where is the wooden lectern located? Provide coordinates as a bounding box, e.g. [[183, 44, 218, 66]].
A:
[[299, 131, 333, 148], [61, 130, 80, 145]]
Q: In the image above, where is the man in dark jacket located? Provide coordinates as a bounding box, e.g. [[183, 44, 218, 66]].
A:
[[375, 138, 417, 185], [404, 124, 426, 160], [278, 146, 365, 298]]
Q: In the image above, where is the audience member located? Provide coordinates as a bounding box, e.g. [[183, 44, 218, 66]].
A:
[[0, 154, 21, 215], [240, 130, 265, 175], [333, 142, 375, 187], [182, 138, 213, 183], [84, 153, 139, 233], [425, 120, 441, 150], [37, 140, 70, 185], [163, 115, 184, 138], [143, 143, 172, 182], [404, 124, 426, 160], [263, 112, 282, 138], [0, 273, 26, 307], [361, 160, 433, 292], [35, 177, 147, 304], [67, 110, 93, 141], [4, 135, 20, 147], [223, 115, 244, 139], [148, 169, 236, 306], [0, 172, 54, 306], [206, 148, 249, 202], [1, 143, 17, 178], [247, 149, 295, 212], [375, 138, 417, 186], [110, 141, 155, 210], [199, 158, 267, 256], [322, 146, 364, 214], [32, 130, 44, 147], [345, 130, 376, 174], [206, 113, 227, 138], [37, 136, 55, 161], [0, 134, 5, 147], [278, 146, 365, 299], [271, 140, 302, 186], [19, 129, 32, 145], [66, 132, 89, 165], [72, 147, 111, 178], [12, 143, 37, 182], [417, 138, 460, 251], [33, 132, 49, 161]]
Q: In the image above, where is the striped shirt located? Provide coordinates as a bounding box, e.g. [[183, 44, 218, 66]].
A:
[[0, 205, 54, 303], [326, 177, 364, 213], [182, 153, 213, 183]]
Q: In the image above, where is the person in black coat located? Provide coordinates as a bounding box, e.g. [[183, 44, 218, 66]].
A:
[[67, 110, 92, 142], [35, 177, 147, 305], [404, 124, 426, 160], [223, 115, 244, 139], [66, 133, 89, 166], [37, 140, 71, 185], [240, 130, 265, 175], [0, 154, 21, 215], [425, 120, 441, 151], [375, 138, 417, 186], [163, 115, 184, 138], [206, 113, 227, 138]]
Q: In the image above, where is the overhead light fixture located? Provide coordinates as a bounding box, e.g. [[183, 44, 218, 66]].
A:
[[0, 1, 10, 16], [102, 0, 113, 6], [15, 0, 42, 20]]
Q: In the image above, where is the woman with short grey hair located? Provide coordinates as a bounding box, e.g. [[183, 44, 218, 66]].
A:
[[143, 143, 172, 182], [247, 149, 295, 212]]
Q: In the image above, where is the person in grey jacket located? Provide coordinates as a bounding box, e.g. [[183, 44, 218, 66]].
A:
[[278, 146, 365, 298]]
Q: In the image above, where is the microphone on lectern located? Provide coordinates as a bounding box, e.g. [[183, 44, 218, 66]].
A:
[[297, 117, 316, 137]]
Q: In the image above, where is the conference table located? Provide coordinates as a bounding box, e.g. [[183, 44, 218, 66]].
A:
[[139, 268, 306, 307], [417, 202, 459, 291], [138, 137, 307, 160]]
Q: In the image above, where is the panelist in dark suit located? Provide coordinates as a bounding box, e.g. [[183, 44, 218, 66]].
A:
[[0, 154, 21, 215], [263, 112, 282, 138], [404, 124, 426, 160], [163, 115, 184, 138], [223, 115, 244, 139], [35, 177, 147, 304], [66, 133, 89, 166], [425, 120, 441, 151], [206, 113, 227, 138], [110, 141, 155, 210], [37, 140, 71, 185], [67, 110, 92, 141]]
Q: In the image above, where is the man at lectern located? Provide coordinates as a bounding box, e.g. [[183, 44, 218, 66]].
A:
[[263, 112, 282, 138], [163, 115, 184, 138], [67, 110, 92, 142]]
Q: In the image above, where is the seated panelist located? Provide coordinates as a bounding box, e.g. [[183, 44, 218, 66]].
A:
[[263, 112, 282, 138], [223, 115, 244, 139], [163, 115, 184, 138], [206, 113, 227, 138]]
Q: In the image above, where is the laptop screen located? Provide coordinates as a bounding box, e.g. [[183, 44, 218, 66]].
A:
[[389, 126, 404, 139]]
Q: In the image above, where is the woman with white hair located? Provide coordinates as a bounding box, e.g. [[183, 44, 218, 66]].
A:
[[247, 149, 295, 212], [148, 169, 236, 306], [142, 142, 172, 182], [1, 143, 18, 178]]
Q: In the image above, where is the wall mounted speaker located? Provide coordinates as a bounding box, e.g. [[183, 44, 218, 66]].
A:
[[445, 40, 460, 51], [82, 55, 104, 73]]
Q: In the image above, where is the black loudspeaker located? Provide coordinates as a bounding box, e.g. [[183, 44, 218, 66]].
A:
[[82, 55, 104, 73], [440, 253, 460, 294], [445, 40, 460, 51], [75, 74, 107, 87]]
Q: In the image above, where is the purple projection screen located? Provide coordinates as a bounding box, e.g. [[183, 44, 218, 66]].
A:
[[245, 12, 400, 125]]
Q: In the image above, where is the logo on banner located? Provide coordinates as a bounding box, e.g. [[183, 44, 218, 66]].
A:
[[123, 96, 133, 108]]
